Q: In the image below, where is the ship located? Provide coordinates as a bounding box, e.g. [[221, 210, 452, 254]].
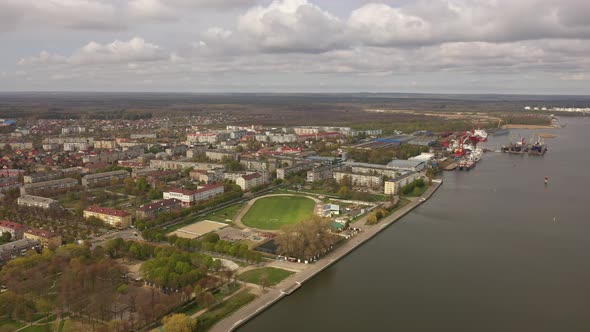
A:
[[528, 137, 547, 156], [472, 128, 488, 142], [458, 159, 476, 171], [501, 136, 528, 154]]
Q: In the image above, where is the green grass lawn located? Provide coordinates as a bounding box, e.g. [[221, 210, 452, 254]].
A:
[[0, 317, 26, 331], [202, 203, 244, 223], [195, 290, 256, 332], [238, 267, 294, 286], [20, 324, 54, 332], [242, 196, 315, 230], [401, 184, 429, 197]]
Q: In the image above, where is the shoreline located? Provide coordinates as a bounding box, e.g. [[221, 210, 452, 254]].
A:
[[502, 124, 557, 129], [210, 179, 443, 332]]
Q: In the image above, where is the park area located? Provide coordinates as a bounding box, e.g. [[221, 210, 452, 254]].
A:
[[241, 196, 316, 230], [238, 267, 294, 286]]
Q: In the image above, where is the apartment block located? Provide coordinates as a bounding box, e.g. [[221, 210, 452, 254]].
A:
[[82, 170, 129, 188], [17, 195, 61, 210], [84, 206, 132, 229], [20, 178, 79, 195], [23, 228, 62, 248]]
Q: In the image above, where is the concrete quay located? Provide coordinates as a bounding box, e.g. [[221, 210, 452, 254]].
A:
[[210, 179, 443, 332]]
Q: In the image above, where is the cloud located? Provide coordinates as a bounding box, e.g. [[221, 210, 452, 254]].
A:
[[128, 0, 177, 22], [235, 0, 346, 53], [19, 37, 168, 65], [560, 73, 590, 81], [0, 0, 123, 32]]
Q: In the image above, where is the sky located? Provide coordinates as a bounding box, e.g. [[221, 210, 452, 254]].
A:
[[1, 0, 590, 94]]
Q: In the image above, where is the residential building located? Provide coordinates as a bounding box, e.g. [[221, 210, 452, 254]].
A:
[[166, 145, 188, 157], [268, 133, 298, 143], [20, 178, 79, 195], [186, 147, 206, 159], [23, 171, 64, 184], [150, 159, 224, 171], [236, 173, 264, 191], [293, 127, 320, 135], [306, 164, 341, 182], [136, 199, 182, 219], [276, 161, 314, 180], [130, 133, 157, 139], [0, 239, 41, 266], [0, 141, 33, 149], [333, 171, 383, 188], [239, 158, 268, 171], [84, 206, 132, 229], [94, 139, 117, 150], [17, 195, 61, 210], [23, 228, 62, 248], [0, 169, 24, 177], [187, 132, 229, 144], [163, 184, 224, 207], [384, 172, 422, 195], [190, 169, 223, 184], [0, 177, 20, 193], [82, 170, 129, 188], [64, 141, 90, 151], [205, 150, 238, 162], [0, 220, 25, 240]]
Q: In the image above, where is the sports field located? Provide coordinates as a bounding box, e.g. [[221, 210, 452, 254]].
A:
[[241, 196, 315, 230]]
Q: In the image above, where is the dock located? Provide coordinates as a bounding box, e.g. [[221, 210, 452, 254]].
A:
[[444, 162, 458, 171]]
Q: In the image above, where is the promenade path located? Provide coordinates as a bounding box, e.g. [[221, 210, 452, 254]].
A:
[[210, 179, 442, 332]]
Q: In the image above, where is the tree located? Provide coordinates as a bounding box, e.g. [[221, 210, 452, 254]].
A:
[[337, 186, 350, 199], [260, 273, 270, 291], [162, 313, 197, 332], [1, 232, 11, 243]]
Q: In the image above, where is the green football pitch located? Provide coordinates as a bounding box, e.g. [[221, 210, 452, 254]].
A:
[[241, 196, 316, 230]]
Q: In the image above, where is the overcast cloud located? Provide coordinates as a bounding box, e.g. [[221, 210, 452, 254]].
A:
[[1, 0, 589, 93]]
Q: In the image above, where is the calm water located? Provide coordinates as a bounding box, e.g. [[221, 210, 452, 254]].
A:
[[239, 117, 590, 332]]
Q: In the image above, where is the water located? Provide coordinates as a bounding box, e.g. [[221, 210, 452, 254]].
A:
[[239, 117, 590, 332]]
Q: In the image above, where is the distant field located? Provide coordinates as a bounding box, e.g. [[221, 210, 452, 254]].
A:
[[242, 196, 315, 230]]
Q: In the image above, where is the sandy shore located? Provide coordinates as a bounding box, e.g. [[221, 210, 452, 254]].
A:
[[503, 124, 557, 129]]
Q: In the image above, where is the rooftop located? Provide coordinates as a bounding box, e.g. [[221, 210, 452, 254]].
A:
[[0, 220, 25, 230], [25, 227, 59, 239], [85, 205, 130, 217]]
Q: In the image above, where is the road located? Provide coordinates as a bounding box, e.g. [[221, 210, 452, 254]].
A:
[[91, 228, 144, 247]]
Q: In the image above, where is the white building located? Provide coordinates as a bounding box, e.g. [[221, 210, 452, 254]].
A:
[[236, 173, 264, 191], [384, 172, 421, 195]]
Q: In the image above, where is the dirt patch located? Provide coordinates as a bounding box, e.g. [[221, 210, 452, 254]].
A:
[[169, 220, 227, 239], [538, 133, 558, 138]]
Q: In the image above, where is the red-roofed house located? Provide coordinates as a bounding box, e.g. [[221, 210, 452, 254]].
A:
[[0, 220, 25, 240], [23, 227, 62, 248], [136, 198, 182, 219], [83, 206, 132, 229], [163, 183, 224, 207]]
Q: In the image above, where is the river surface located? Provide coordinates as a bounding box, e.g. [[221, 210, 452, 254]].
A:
[[239, 117, 590, 332]]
